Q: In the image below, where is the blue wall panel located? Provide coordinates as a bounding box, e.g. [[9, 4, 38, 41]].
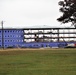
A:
[[0, 29, 24, 48]]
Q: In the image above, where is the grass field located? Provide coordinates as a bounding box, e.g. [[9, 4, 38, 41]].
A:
[[0, 48, 76, 75]]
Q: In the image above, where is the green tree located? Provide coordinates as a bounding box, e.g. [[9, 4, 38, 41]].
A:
[[57, 0, 76, 27]]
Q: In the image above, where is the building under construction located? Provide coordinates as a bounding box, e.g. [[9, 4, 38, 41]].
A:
[[0, 27, 76, 48]]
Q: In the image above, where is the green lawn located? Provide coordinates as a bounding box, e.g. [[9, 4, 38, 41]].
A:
[[0, 48, 76, 75]]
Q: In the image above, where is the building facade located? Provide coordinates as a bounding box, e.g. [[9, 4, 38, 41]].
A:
[[0, 28, 76, 48]]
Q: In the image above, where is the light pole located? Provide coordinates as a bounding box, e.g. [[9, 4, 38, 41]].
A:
[[1, 21, 4, 49]]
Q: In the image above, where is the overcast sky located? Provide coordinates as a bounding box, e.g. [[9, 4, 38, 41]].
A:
[[0, 0, 71, 28]]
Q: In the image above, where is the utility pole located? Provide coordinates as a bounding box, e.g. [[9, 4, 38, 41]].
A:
[[1, 21, 4, 49]]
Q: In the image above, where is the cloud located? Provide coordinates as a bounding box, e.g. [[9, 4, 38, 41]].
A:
[[0, 0, 62, 27]]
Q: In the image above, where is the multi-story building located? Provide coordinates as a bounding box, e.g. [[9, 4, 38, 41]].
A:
[[0, 28, 76, 48]]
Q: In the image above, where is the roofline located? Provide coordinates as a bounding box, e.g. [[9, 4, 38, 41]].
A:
[[0, 27, 75, 30]]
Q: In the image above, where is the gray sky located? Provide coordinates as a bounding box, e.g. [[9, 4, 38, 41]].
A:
[[0, 0, 71, 28]]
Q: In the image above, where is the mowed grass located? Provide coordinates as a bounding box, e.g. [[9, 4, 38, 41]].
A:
[[0, 48, 76, 75]]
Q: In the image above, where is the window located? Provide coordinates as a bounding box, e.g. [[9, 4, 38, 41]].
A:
[[5, 45, 7, 47], [19, 35, 20, 37], [10, 40, 12, 42], [16, 35, 18, 37], [10, 35, 12, 37], [22, 40, 23, 42], [5, 31, 6, 32], [5, 40, 7, 42], [17, 40, 21, 42], [21, 35, 23, 37], [18, 31, 19, 33]]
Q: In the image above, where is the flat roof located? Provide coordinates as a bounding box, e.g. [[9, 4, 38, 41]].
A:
[[0, 28, 75, 30]]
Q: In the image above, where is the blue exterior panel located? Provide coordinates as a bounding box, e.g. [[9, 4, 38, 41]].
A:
[[0, 29, 24, 48]]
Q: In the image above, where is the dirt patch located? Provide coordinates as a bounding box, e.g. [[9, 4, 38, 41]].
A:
[[0, 48, 75, 52], [0, 48, 56, 51]]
